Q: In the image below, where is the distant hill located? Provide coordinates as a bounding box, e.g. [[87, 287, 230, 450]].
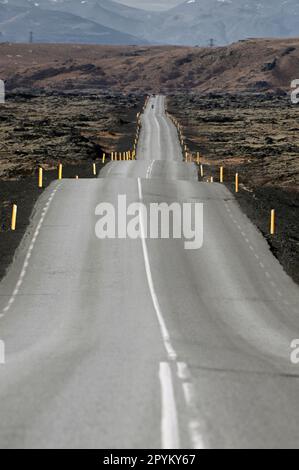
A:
[[1, 39, 299, 93], [0, 3, 148, 44], [147, 0, 299, 46], [2, 0, 299, 46], [6, 0, 152, 35]]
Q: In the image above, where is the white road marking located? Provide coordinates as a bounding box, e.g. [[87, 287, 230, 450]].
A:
[[222, 201, 292, 313], [106, 165, 114, 177], [182, 382, 205, 449], [159, 362, 180, 449], [146, 160, 155, 179], [138, 174, 204, 450], [137, 177, 177, 361], [177, 361, 191, 381], [177, 362, 205, 449], [0, 184, 60, 318], [154, 114, 161, 153]]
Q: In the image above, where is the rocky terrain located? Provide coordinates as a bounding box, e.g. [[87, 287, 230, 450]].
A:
[[0, 91, 142, 178], [0, 91, 143, 279], [167, 93, 299, 283], [1, 40, 299, 94]]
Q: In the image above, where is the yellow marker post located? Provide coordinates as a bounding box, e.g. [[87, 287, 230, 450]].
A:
[[93, 163, 96, 176], [200, 165, 204, 178], [220, 167, 224, 183], [102, 153, 106, 164], [270, 209, 275, 235], [11, 204, 17, 231], [38, 167, 43, 188], [197, 153, 200, 165], [235, 173, 239, 193], [58, 163, 62, 180]]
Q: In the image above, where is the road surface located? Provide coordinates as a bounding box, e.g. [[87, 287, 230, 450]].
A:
[[0, 95, 299, 449]]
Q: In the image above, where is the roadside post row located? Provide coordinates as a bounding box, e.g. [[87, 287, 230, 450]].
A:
[[6, 95, 141, 232], [167, 109, 278, 236], [7, 98, 277, 234]]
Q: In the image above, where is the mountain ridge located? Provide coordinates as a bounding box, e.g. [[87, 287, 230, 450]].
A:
[[0, 2, 148, 44], [1, 0, 299, 46]]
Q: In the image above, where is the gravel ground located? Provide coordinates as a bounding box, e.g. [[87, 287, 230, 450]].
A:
[[0, 91, 143, 281], [168, 93, 299, 284]]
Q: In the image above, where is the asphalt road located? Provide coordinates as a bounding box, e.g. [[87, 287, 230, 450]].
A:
[[0, 95, 299, 449]]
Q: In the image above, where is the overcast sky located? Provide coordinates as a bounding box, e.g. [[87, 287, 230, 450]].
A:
[[115, 0, 183, 11]]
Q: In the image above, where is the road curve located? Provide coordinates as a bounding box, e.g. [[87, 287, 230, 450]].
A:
[[0, 96, 299, 449]]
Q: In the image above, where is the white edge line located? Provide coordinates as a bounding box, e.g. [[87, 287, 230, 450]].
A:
[[0, 184, 60, 316]]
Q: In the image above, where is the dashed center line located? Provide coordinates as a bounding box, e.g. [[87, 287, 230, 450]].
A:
[[138, 176, 204, 449]]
